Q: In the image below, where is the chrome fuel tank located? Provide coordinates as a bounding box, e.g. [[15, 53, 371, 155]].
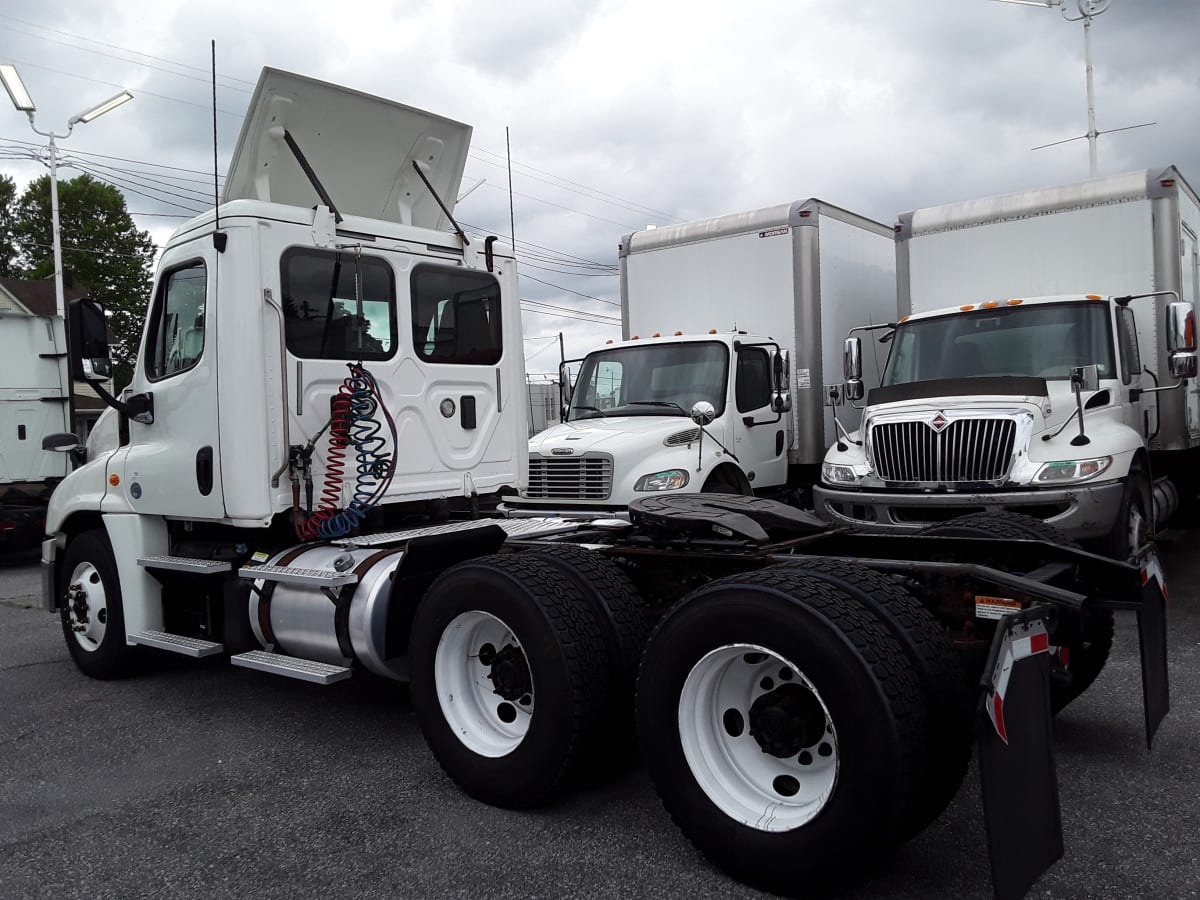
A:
[[248, 543, 408, 681]]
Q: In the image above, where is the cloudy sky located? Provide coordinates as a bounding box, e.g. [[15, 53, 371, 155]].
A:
[[1, 0, 1197, 374]]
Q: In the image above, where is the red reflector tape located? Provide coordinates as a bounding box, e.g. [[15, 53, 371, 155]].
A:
[[1030, 632, 1049, 655]]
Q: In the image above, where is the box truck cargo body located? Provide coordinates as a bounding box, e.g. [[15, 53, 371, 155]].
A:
[[507, 200, 896, 515], [815, 167, 1200, 555]]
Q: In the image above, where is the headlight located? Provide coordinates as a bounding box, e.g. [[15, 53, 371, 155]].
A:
[[821, 462, 862, 486], [634, 469, 690, 491], [1034, 456, 1112, 484]]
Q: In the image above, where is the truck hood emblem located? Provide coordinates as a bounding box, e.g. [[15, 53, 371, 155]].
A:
[[928, 412, 949, 433], [551, 447, 575, 455]]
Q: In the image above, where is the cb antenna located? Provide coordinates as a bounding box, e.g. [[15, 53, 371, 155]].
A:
[[211, 39, 226, 252]]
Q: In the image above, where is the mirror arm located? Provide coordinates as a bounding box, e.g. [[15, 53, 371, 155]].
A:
[[91, 380, 155, 425]]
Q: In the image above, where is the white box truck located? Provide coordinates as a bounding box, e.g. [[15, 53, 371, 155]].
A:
[[505, 200, 896, 516], [35, 71, 1170, 899], [814, 166, 1200, 559], [0, 310, 71, 549]]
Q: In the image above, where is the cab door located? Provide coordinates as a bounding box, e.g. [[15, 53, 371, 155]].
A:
[[118, 239, 224, 518], [731, 345, 788, 489]]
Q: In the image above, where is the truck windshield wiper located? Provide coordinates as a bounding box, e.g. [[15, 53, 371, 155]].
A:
[[626, 400, 687, 415], [572, 405, 608, 418]]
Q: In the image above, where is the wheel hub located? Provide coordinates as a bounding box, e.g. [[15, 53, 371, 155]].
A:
[[67, 584, 89, 624], [488, 644, 532, 702], [748, 683, 827, 758]]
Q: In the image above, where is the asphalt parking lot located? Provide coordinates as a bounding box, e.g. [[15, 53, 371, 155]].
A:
[[1, 536, 1198, 900]]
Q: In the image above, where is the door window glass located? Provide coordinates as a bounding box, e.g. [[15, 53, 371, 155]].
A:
[[736, 348, 773, 412], [411, 266, 502, 365], [146, 261, 207, 380]]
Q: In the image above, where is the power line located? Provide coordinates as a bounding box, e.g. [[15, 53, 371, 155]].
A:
[[521, 305, 621, 327], [1, 19, 253, 95], [521, 273, 620, 307], [0, 14, 257, 87], [1, 136, 225, 179]]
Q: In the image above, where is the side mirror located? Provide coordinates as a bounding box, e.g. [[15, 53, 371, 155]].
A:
[[1169, 351, 1198, 380], [68, 297, 113, 383], [690, 400, 716, 426], [1071, 364, 1100, 393], [846, 379, 864, 402], [772, 391, 792, 413], [772, 349, 790, 393], [558, 362, 573, 420], [1166, 302, 1196, 354], [42, 433, 80, 452], [843, 337, 862, 382]]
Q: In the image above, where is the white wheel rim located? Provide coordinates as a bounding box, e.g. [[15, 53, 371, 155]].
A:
[[1127, 499, 1147, 559], [678, 643, 839, 832], [66, 561, 108, 652], [434, 610, 534, 758]]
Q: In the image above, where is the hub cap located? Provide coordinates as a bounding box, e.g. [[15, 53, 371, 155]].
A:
[[434, 610, 534, 757], [678, 644, 839, 832], [65, 561, 107, 652]]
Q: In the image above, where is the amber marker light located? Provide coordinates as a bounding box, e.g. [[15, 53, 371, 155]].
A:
[[959, 305, 975, 311], [109, 474, 120, 486], [1007, 299, 1023, 306], [1086, 294, 1103, 300], [981, 301, 1000, 309]]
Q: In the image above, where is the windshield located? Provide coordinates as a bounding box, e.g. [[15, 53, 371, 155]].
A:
[[568, 342, 729, 421], [882, 302, 1115, 386]]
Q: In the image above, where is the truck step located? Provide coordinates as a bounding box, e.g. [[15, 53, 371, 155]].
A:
[[230, 650, 351, 685], [344, 517, 579, 548], [127, 630, 224, 658], [237, 564, 358, 588], [137, 555, 233, 574]]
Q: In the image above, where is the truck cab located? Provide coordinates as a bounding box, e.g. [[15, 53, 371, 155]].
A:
[[505, 331, 791, 516], [814, 293, 1196, 556]]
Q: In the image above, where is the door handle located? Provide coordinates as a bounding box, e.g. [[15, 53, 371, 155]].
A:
[[196, 446, 214, 496]]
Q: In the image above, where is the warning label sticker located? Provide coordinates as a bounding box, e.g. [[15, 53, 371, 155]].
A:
[[796, 367, 812, 389], [974, 595, 1023, 620]]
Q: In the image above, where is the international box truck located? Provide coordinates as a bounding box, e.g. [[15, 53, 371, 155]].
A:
[[815, 166, 1200, 561]]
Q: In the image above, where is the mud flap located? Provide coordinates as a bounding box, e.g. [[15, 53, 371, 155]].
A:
[[977, 607, 1061, 900], [1136, 549, 1169, 748]]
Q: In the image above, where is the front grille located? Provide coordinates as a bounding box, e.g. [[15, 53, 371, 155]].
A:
[[526, 453, 614, 500], [871, 418, 1016, 483]]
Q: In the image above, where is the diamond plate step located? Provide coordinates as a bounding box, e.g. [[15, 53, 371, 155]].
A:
[[230, 651, 351, 685], [127, 630, 223, 658], [344, 517, 580, 548], [137, 555, 232, 574], [237, 565, 358, 588]]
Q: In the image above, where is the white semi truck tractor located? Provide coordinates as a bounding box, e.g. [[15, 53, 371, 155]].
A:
[[39, 71, 1170, 899], [815, 167, 1200, 560]]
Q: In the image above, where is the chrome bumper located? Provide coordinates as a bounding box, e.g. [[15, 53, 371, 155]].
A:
[[812, 480, 1126, 539]]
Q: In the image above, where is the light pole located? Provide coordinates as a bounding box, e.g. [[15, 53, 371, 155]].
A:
[[991, 0, 1151, 177], [0, 64, 132, 318]]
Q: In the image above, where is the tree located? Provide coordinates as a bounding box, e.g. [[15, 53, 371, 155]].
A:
[[13, 173, 156, 389], [0, 174, 18, 277]]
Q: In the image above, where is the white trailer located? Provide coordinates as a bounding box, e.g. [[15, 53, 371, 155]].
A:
[[37, 70, 1169, 900], [506, 201, 896, 516], [815, 167, 1200, 558], [0, 311, 71, 548]]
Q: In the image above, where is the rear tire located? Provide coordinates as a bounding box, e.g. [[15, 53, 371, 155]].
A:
[[59, 529, 137, 680], [409, 554, 609, 808], [920, 511, 1114, 713], [637, 568, 925, 893], [765, 559, 971, 840], [521, 545, 649, 766]]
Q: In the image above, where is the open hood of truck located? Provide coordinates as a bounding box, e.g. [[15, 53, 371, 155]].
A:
[[222, 68, 471, 230]]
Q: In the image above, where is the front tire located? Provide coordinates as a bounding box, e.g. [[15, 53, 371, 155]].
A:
[[637, 568, 925, 892], [59, 529, 137, 679], [409, 554, 609, 809]]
